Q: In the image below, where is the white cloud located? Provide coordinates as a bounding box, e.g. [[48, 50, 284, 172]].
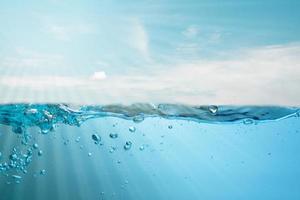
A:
[[48, 25, 70, 41], [130, 19, 150, 59], [0, 47, 64, 68], [209, 31, 222, 43], [46, 23, 93, 41], [0, 76, 86, 89], [182, 25, 200, 38], [0, 43, 299, 105], [90, 71, 107, 80]]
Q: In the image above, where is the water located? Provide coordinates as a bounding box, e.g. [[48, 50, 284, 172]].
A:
[[0, 104, 300, 199]]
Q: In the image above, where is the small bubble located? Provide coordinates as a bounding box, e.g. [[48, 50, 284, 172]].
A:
[[12, 126, 25, 134], [75, 137, 80, 143], [38, 150, 43, 156], [129, 126, 136, 133], [88, 152, 92, 157], [109, 133, 118, 139], [208, 105, 218, 115], [133, 116, 144, 123], [26, 108, 38, 114], [139, 145, 145, 151], [10, 153, 18, 161], [124, 141, 132, 150], [40, 128, 50, 135], [43, 111, 53, 119], [117, 160, 121, 164], [243, 118, 254, 125], [40, 169, 46, 175], [92, 134, 101, 144], [63, 140, 69, 145], [109, 146, 116, 153], [12, 175, 22, 179], [33, 143, 38, 149]]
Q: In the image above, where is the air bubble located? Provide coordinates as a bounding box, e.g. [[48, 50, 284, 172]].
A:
[[208, 105, 218, 115], [109, 133, 118, 139], [243, 119, 254, 125], [92, 134, 101, 144], [40, 169, 46, 175], [75, 137, 80, 143], [33, 143, 38, 149], [109, 146, 116, 153], [124, 141, 132, 150], [12, 126, 25, 135], [139, 145, 145, 151], [10, 153, 18, 161], [38, 150, 43, 156], [12, 175, 22, 179], [133, 116, 144, 123], [129, 126, 136, 133], [26, 108, 38, 114], [63, 140, 69, 145], [40, 128, 50, 135]]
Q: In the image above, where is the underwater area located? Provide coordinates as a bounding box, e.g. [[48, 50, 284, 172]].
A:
[[0, 104, 300, 200]]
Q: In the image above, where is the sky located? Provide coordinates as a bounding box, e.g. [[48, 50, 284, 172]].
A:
[[0, 0, 299, 105]]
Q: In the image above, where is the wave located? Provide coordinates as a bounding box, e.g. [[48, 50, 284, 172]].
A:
[[0, 104, 299, 135]]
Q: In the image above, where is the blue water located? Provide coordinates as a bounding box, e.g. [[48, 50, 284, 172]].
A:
[[0, 104, 300, 200]]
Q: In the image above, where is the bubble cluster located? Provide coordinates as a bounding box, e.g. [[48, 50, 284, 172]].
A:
[[0, 147, 36, 182]]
